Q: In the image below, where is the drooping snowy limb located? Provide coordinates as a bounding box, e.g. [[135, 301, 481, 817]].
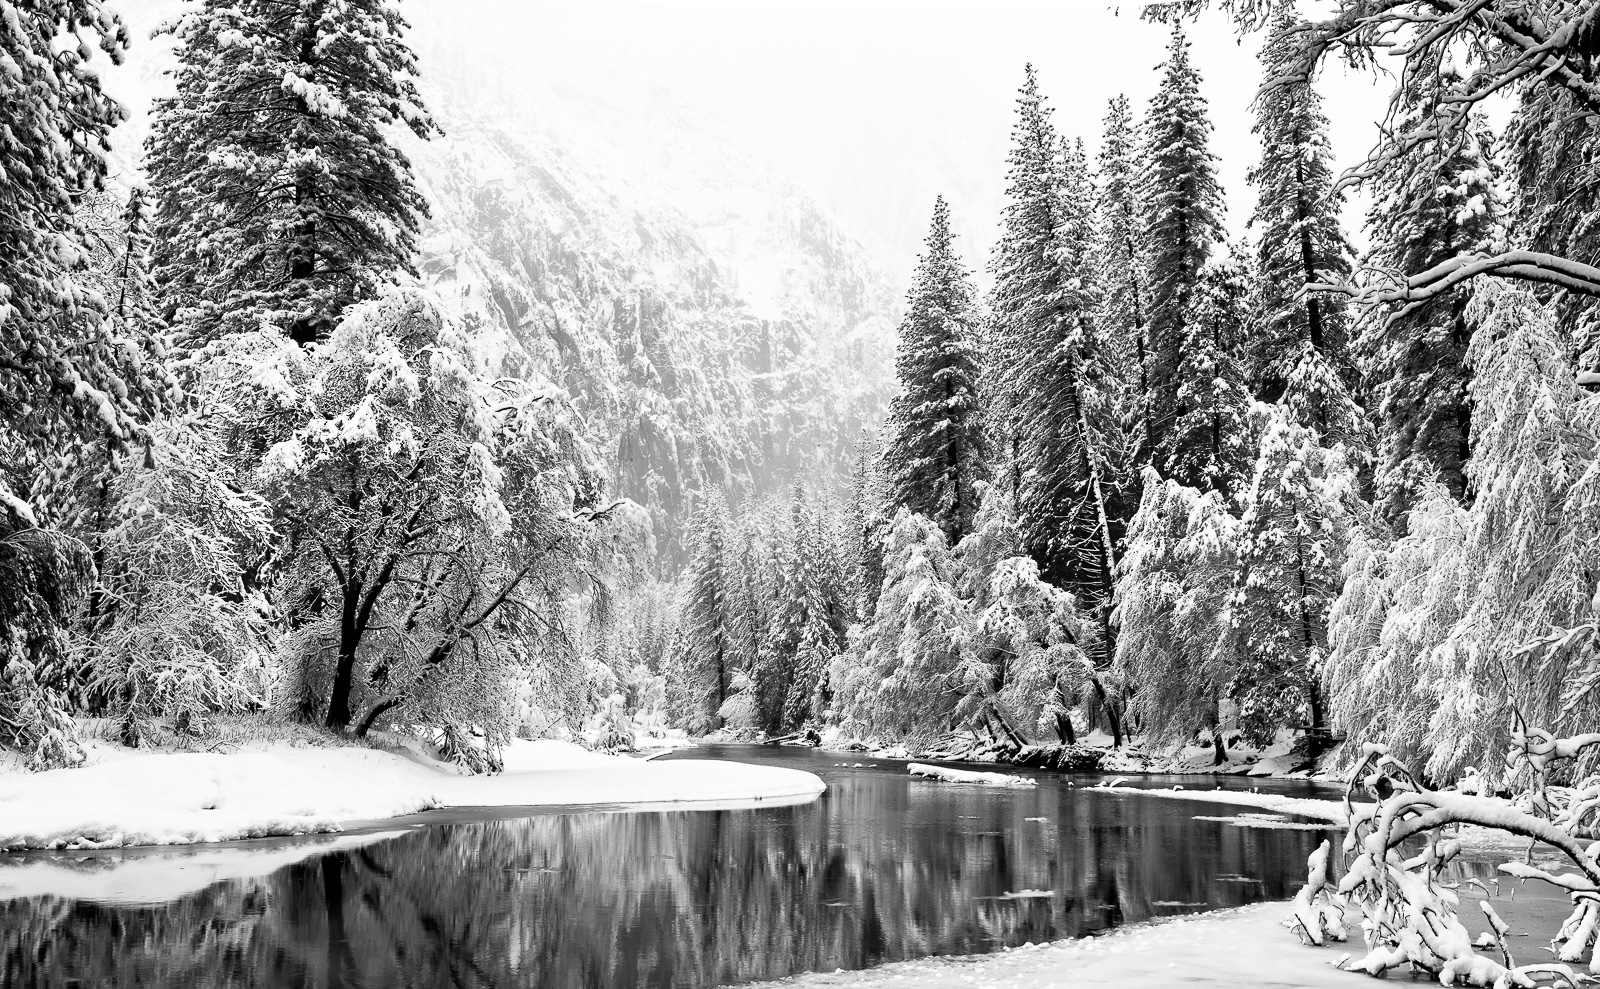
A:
[[1310, 252, 1600, 313], [1370, 790, 1600, 887]]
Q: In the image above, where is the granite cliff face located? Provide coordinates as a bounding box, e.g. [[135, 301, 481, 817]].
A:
[[404, 60, 896, 563]]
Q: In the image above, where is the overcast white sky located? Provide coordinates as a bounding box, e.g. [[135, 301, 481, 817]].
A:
[[462, 0, 1396, 288]]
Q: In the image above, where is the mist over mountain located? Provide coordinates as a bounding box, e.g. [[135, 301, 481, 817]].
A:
[[105, 0, 898, 569]]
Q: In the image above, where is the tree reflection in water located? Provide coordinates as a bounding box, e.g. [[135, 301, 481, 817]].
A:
[[2, 749, 1338, 988]]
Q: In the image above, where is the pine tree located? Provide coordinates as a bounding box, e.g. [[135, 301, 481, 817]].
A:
[[680, 492, 734, 728], [988, 69, 1122, 656], [1095, 94, 1150, 426], [1, 1, 168, 454], [1166, 246, 1255, 493], [1363, 76, 1499, 526], [1142, 25, 1228, 489], [1230, 406, 1356, 745], [147, 0, 438, 346], [882, 197, 987, 545], [1246, 8, 1356, 428]]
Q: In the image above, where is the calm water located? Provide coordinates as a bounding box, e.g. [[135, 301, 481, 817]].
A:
[[1, 745, 1340, 988]]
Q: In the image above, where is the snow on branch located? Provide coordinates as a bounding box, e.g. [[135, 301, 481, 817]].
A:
[[1308, 252, 1600, 310]]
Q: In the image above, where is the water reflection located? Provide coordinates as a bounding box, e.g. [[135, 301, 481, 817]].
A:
[[2, 747, 1333, 988]]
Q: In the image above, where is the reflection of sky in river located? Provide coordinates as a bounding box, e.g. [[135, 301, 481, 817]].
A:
[[3, 746, 1350, 988]]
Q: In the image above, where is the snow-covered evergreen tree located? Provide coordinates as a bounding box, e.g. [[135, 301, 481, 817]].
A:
[[1363, 82, 1499, 526], [882, 197, 988, 546], [988, 70, 1123, 656], [1142, 25, 1229, 489], [147, 0, 438, 345], [679, 491, 735, 729], [1327, 285, 1600, 780], [832, 510, 967, 747], [1246, 8, 1356, 424], [1094, 94, 1150, 447], [1167, 246, 1256, 495], [0, 2, 169, 455], [1230, 405, 1356, 745], [774, 487, 845, 730]]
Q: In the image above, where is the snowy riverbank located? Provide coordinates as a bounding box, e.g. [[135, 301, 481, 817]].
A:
[[0, 739, 825, 852], [742, 902, 1361, 989]]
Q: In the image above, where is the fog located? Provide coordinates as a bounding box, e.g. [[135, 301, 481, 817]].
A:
[[426, 0, 1395, 287]]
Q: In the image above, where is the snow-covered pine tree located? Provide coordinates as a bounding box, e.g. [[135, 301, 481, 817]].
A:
[[0, 1, 169, 456], [882, 198, 988, 547], [1246, 7, 1357, 428], [1167, 245, 1256, 496], [832, 510, 967, 748], [147, 0, 438, 346], [849, 431, 888, 623], [1230, 405, 1357, 745], [775, 489, 844, 731], [680, 491, 735, 729], [1095, 94, 1150, 441], [1142, 25, 1228, 490], [955, 487, 1097, 746], [988, 69, 1122, 658], [1363, 77, 1499, 526]]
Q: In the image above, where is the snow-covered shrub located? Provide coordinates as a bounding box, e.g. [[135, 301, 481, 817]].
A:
[[1113, 469, 1240, 754], [833, 505, 1094, 752], [587, 693, 637, 754], [39, 419, 276, 746], [716, 671, 760, 731]]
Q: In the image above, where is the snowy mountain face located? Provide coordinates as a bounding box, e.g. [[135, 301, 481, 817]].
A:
[[106, 0, 898, 570]]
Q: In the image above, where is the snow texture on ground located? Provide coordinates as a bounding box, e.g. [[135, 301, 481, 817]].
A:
[[741, 902, 1362, 989], [0, 739, 824, 852]]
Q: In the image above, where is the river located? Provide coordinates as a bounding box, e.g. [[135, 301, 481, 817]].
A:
[[0, 744, 1340, 988]]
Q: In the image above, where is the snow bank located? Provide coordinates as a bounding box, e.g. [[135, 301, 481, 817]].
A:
[[0, 739, 824, 852], [0, 830, 409, 904], [908, 763, 1037, 786], [1083, 783, 1349, 824], [738, 902, 1358, 989]]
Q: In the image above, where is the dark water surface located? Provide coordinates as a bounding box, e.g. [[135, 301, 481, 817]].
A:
[[1, 745, 1339, 988]]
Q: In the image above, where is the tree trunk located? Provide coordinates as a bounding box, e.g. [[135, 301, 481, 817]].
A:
[[324, 578, 362, 732]]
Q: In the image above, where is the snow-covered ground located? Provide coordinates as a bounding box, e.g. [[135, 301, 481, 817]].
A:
[[741, 903, 1360, 989], [0, 739, 824, 852]]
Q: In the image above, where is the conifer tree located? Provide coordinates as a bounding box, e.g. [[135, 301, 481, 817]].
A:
[[882, 197, 987, 545], [1166, 246, 1255, 493], [1230, 406, 1356, 744], [1095, 94, 1150, 431], [1, 1, 168, 454], [680, 493, 734, 728], [988, 69, 1122, 657], [1142, 26, 1228, 489], [147, 0, 439, 346], [1363, 77, 1499, 525], [775, 492, 842, 730], [1246, 8, 1356, 429]]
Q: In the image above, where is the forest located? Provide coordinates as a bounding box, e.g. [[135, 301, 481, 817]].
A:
[[3, 0, 1599, 797]]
